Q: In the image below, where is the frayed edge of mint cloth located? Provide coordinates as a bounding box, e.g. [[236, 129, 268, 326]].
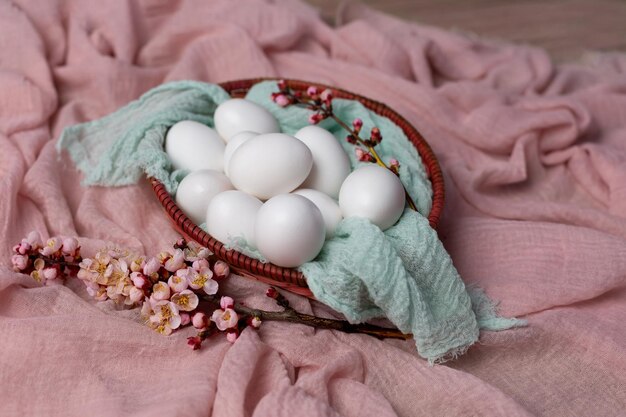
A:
[[56, 80, 231, 195]]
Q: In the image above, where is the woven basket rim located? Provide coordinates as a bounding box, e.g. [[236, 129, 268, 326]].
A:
[[151, 77, 445, 298]]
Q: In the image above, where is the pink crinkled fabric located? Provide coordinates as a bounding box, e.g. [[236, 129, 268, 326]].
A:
[[0, 0, 625, 416]]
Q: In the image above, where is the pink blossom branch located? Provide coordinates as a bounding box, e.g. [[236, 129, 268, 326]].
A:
[[273, 83, 418, 211]]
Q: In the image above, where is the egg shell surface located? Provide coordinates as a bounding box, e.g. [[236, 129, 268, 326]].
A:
[[223, 131, 258, 176], [175, 170, 233, 225], [293, 189, 343, 239], [228, 133, 313, 200], [165, 120, 225, 172], [294, 125, 351, 199], [214, 99, 280, 142], [206, 190, 263, 248], [338, 165, 406, 231], [255, 194, 326, 268]]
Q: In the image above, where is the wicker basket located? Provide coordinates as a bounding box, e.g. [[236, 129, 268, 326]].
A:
[[151, 78, 444, 298]]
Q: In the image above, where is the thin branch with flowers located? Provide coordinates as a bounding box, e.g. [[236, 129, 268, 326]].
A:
[[10, 232, 410, 350]]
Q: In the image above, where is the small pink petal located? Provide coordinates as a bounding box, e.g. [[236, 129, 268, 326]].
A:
[[220, 296, 234, 310]]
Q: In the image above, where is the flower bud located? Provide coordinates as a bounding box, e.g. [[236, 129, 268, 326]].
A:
[[370, 127, 382, 144], [11, 254, 29, 271], [306, 86, 318, 97], [308, 113, 324, 125], [345, 135, 357, 145], [213, 261, 230, 281], [320, 89, 333, 104], [226, 331, 238, 343], [187, 336, 202, 350], [274, 94, 290, 107], [266, 287, 278, 299], [352, 118, 363, 133], [250, 316, 262, 329], [220, 296, 234, 310], [26, 231, 43, 248], [42, 267, 58, 281], [61, 237, 79, 256], [192, 312, 209, 329], [277, 79, 287, 91]]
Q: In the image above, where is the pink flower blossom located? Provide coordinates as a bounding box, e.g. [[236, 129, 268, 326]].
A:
[[152, 282, 171, 301], [220, 296, 234, 310], [130, 257, 145, 273], [140, 298, 153, 317], [192, 312, 209, 329], [164, 249, 185, 272], [129, 286, 144, 303], [184, 241, 211, 262], [306, 86, 318, 97], [152, 300, 181, 332], [211, 308, 239, 331], [213, 261, 230, 281], [180, 312, 191, 326], [192, 259, 209, 271], [143, 257, 160, 276], [61, 237, 79, 256], [187, 267, 218, 295], [26, 231, 43, 248], [226, 331, 238, 343], [187, 336, 202, 350], [11, 254, 28, 271], [40, 237, 62, 256], [168, 272, 189, 293], [171, 290, 199, 312]]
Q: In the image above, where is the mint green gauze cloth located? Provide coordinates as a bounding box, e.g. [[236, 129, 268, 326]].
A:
[[58, 80, 524, 362]]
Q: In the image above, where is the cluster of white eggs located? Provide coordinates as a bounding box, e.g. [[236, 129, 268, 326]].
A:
[[168, 98, 406, 268]]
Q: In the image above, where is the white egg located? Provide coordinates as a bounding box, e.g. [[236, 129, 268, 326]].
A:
[[175, 170, 233, 225], [206, 190, 263, 248], [294, 125, 351, 199], [293, 189, 343, 239], [339, 165, 406, 231], [255, 194, 326, 268], [165, 120, 225, 172], [214, 99, 280, 142], [228, 133, 313, 200], [223, 131, 258, 176]]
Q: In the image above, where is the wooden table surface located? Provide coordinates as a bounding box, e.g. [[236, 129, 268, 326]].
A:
[[305, 0, 626, 63]]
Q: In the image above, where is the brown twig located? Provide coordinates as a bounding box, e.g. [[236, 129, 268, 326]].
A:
[[203, 290, 411, 341]]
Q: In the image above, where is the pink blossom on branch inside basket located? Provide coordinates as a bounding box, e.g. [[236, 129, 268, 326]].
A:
[[271, 80, 417, 211]]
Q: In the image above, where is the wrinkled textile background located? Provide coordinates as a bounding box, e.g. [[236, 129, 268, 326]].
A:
[[1, 0, 625, 416]]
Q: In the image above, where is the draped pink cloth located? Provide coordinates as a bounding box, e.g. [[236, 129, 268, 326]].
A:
[[1, 0, 625, 416]]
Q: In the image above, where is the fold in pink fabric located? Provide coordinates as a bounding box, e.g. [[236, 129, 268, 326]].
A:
[[1, 0, 625, 416]]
